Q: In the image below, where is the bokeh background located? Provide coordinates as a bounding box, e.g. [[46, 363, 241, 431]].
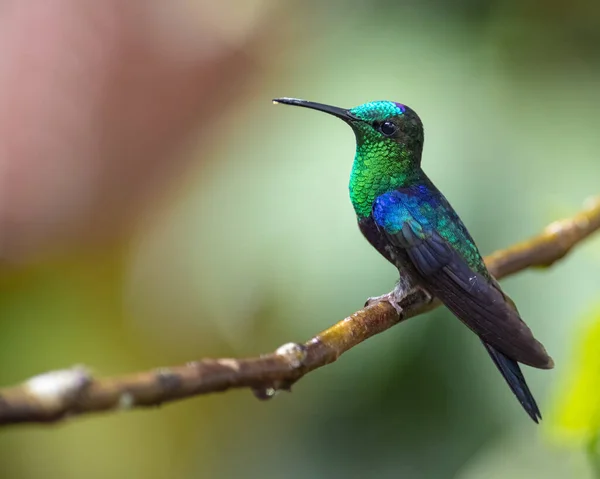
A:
[[0, 1, 599, 478]]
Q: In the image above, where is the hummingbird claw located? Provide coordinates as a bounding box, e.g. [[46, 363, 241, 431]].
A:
[[364, 292, 404, 315], [416, 287, 433, 304], [365, 280, 432, 316]]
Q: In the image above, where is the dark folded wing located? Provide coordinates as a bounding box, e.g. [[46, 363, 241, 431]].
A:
[[373, 192, 552, 369]]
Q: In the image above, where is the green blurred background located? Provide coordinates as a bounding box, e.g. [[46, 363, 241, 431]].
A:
[[1, 0, 600, 478]]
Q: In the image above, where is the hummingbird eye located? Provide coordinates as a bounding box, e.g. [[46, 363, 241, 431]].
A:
[[379, 121, 398, 137]]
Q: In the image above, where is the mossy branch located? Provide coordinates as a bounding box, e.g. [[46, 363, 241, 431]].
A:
[[1, 196, 600, 426]]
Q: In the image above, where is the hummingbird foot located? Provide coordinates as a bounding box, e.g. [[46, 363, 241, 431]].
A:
[[364, 280, 412, 315], [365, 291, 405, 315], [365, 281, 432, 316], [410, 286, 433, 305]]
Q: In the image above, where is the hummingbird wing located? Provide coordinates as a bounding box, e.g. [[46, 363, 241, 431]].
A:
[[372, 188, 553, 370]]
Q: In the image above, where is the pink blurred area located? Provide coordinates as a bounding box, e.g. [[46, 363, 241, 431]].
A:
[[0, 0, 269, 261]]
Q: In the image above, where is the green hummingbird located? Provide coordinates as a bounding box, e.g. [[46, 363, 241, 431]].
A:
[[274, 97, 553, 422]]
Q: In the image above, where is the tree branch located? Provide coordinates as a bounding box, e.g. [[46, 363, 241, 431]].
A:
[[2, 196, 600, 426]]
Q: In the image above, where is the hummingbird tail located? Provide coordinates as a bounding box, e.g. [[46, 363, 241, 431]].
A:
[[482, 342, 542, 423]]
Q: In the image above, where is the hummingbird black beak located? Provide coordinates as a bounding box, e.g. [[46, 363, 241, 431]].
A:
[[272, 98, 357, 123]]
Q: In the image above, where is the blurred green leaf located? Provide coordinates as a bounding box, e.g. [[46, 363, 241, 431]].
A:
[[548, 305, 600, 446]]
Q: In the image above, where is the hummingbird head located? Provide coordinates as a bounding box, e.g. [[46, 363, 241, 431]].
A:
[[273, 98, 424, 161], [274, 98, 425, 217]]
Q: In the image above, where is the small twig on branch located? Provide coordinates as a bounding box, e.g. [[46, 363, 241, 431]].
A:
[[1, 197, 600, 427]]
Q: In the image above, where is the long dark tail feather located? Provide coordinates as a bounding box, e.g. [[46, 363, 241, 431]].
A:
[[483, 342, 542, 423]]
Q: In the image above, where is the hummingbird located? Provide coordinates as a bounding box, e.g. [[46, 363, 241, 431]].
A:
[[273, 97, 553, 422]]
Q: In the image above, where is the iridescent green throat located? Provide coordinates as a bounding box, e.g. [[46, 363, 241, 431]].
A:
[[349, 126, 421, 218]]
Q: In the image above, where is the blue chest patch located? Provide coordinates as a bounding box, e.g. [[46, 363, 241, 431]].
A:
[[373, 188, 436, 236]]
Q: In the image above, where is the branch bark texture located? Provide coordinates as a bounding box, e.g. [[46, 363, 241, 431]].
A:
[[1, 196, 600, 426]]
